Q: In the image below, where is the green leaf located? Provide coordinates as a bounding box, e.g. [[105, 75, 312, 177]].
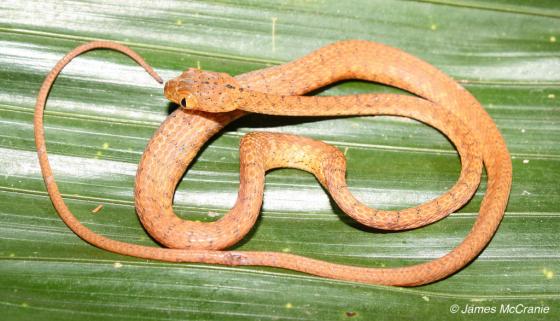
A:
[[1, 0, 559, 320]]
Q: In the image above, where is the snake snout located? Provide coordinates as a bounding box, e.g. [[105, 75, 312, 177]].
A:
[[163, 79, 180, 103]]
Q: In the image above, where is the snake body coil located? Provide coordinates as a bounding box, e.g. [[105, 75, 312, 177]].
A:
[[35, 40, 512, 286]]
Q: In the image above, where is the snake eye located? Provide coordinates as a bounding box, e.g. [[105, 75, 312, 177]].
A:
[[179, 93, 198, 109]]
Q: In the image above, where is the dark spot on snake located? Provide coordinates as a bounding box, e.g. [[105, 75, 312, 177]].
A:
[[225, 84, 236, 89]]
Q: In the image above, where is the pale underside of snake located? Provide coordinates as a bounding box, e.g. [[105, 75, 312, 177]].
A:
[[34, 40, 512, 286]]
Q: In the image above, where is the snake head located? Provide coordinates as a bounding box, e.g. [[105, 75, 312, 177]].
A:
[[164, 68, 240, 113]]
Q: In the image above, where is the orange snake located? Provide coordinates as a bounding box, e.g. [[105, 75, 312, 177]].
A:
[[34, 40, 512, 286]]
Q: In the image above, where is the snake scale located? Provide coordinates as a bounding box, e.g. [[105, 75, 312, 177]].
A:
[[34, 40, 512, 286]]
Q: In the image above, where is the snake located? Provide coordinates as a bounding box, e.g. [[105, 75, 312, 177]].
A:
[[34, 40, 512, 286]]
